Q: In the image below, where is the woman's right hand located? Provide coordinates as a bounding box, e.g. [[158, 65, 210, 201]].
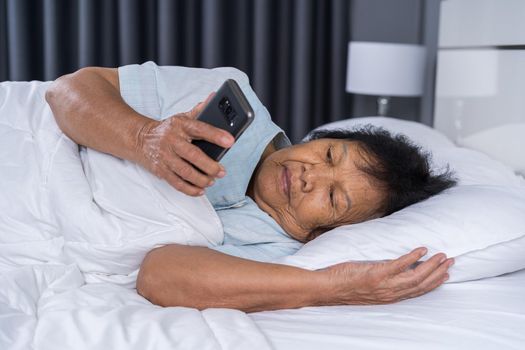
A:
[[136, 95, 234, 196], [320, 248, 454, 305]]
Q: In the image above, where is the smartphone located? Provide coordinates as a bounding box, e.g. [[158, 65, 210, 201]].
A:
[[192, 79, 254, 161]]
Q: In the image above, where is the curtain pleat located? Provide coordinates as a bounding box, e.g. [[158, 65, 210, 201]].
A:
[[118, 0, 141, 65], [252, 0, 272, 108], [329, 0, 349, 123], [274, 0, 293, 132], [157, 0, 178, 65], [232, 0, 252, 76], [0, 0, 8, 81], [7, 0, 43, 80], [290, 0, 314, 141], [43, 0, 78, 80], [0, 0, 351, 142], [183, 1, 201, 65], [201, 0, 222, 68], [78, 0, 99, 67], [42, 0, 60, 79], [144, 1, 157, 61], [100, 0, 119, 67], [312, 0, 329, 129]]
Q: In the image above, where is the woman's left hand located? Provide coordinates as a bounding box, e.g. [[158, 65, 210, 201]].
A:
[[319, 247, 454, 305], [136, 94, 234, 196]]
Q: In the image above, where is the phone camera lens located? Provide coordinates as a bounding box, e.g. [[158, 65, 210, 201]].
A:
[[218, 98, 228, 111], [225, 106, 232, 115]]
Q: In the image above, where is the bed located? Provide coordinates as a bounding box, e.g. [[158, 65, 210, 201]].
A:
[[2, 1, 525, 341], [1, 76, 524, 350]]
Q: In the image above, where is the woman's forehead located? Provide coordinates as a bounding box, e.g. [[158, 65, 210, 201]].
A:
[[301, 137, 356, 151]]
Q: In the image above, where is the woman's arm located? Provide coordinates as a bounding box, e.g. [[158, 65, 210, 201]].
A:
[[45, 67, 233, 196], [137, 244, 453, 313], [45, 67, 147, 164]]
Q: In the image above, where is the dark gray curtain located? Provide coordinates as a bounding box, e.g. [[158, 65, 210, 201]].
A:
[[0, 0, 351, 142]]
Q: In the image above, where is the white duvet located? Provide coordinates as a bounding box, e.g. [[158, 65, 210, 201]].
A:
[[0, 81, 223, 280]]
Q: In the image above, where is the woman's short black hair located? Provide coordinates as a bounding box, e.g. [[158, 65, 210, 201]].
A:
[[308, 125, 457, 216]]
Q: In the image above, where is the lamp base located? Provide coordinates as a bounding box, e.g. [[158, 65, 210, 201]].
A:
[[377, 96, 390, 116]]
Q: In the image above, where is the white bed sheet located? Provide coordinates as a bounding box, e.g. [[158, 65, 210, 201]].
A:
[[252, 269, 525, 350], [3, 264, 522, 350]]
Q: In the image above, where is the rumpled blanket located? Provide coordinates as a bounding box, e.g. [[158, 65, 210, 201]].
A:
[[1, 81, 271, 350]]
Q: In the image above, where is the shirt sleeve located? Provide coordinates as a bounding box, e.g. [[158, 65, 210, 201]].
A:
[[118, 61, 161, 120], [118, 61, 252, 121], [210, 242, 302, 263]]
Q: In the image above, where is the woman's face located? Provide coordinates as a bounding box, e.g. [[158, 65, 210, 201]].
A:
[[250, 138, 385, 242]]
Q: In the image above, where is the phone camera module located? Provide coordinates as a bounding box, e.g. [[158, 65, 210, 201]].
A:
[[219, 98, 230, 112], [219, 97, 230, 112]]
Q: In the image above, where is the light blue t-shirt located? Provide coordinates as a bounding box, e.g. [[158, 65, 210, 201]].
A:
[[118, 62, 303, 262]]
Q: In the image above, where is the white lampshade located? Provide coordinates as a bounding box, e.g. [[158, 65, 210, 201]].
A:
[[346, 41, 426, 97], [436, 49, 498, 98]]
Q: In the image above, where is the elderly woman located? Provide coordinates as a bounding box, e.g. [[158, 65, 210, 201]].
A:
[[46, 62, 455, 312]]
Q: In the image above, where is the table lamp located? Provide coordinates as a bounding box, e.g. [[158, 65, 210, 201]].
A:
[[435, 49, 498, 142], [346, 41, 426, 116]]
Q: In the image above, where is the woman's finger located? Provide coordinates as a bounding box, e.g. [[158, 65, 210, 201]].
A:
[[395, 257, 453, 300], [397, 253, 447, 286], [387, 247, 428, 275], [182, 118, 234, 149], [409, 273, 449, 299], [169, 135, 225, 178], [165, 151, 214, 188], [393, 274, 446, 303], [159, 164, 205, 197], [387, 253, 446, 293]]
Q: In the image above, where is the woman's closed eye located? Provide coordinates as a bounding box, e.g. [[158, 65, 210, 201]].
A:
[[326, 145, 335, 209], [326, 145, 333, 164], [326, 146, 336, 209]]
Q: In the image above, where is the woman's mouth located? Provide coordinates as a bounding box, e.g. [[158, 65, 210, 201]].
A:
[[281, 165, 291, 200]]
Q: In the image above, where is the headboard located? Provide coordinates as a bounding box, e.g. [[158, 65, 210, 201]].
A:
[[433, 0, 525, 176]]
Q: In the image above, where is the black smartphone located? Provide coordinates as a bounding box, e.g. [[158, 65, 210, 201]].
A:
[[192, 79, 254, 161]]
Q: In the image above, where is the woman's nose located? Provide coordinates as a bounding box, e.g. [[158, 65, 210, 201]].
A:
[[301, 165, 331, 192]]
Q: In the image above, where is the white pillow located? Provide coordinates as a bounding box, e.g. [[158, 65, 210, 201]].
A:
[[277, 117, 525, 282]]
